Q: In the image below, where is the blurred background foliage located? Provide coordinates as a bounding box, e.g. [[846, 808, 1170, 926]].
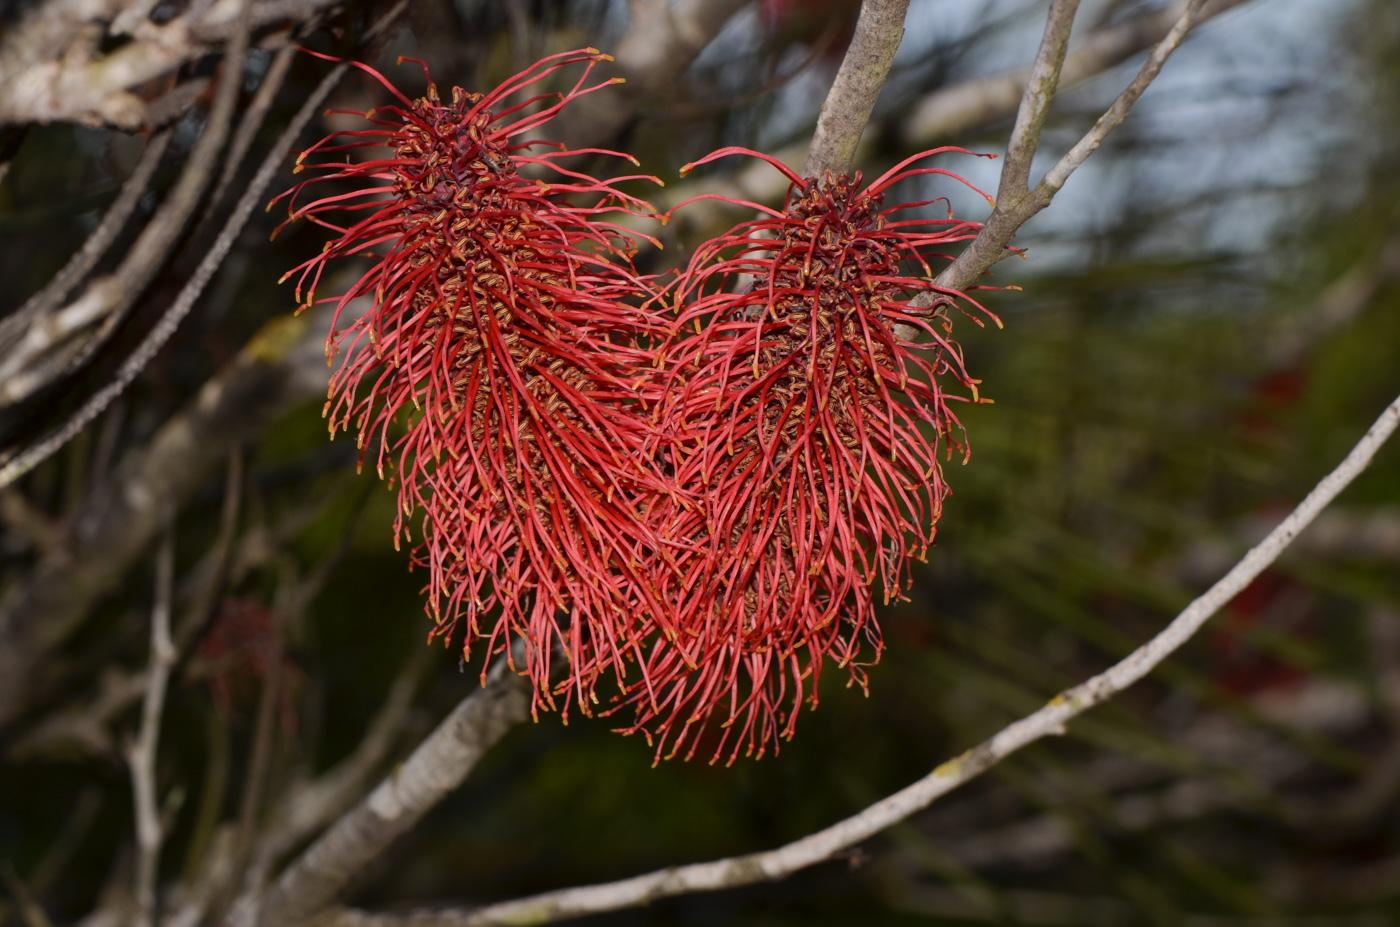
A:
[[2, 0, 1399, 925]]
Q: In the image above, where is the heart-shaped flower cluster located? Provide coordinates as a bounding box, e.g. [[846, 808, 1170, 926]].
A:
[[274, 50, 999, 763]]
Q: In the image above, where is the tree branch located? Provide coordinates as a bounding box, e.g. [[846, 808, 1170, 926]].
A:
[[1038, 0, 1207, 195], [0, 128, 171, 362], [902, 0, 1252, 146], [803, 0, 910, 179], [0, 0, 340, 128], [0, 8, 246, 410], [312, 390, 1400, 926], [1000, 0, 1081, 198], [0, 295, 354, 733], [251, 656, 532, 927], [247, 647, 433, 885], [0, 52, 344, 492], [628, 0, 1252, 243], [207, 41, 298, 223], [126, 523, 176, 927], [934, 0, 1205, 294]]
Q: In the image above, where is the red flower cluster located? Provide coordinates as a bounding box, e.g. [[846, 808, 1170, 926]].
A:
[[276, 52, 998, 762], [272, 50, 670, 719], [621, 149, 996, 761]]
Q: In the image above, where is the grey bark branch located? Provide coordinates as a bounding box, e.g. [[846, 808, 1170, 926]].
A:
[[0, 49, 341, 494], [803, 0, 910, 180], [902, 0, 1252, 146], [933, 0, 1206, 295], [315, 391, 1400, 927], [0, 128, 171, 361], [0, 0, 340, 128], [999, 0, 1081, 198], [0, 12, 245, 409], [0, 285, 348, 731], [252, 658, 532, 927], [1039, 0, 1208, 194], [640, 0, 1249, 244], [127, 525, 176, 927], [208, 41, 298, 221]]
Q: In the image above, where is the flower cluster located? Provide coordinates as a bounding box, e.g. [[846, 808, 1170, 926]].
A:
[[619, 149, 996, 761], [276, 52, 998, 762], [272, 49, 670, 719]]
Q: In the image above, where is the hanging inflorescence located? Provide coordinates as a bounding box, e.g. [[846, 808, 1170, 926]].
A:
[[274, 51, 1003, 763], [614, 149, 999, 761]]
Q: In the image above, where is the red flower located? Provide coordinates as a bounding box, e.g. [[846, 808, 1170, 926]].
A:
[[615, 148, 998, 762], [275, 52, 1003, 763], [271, 50, 672, 720]]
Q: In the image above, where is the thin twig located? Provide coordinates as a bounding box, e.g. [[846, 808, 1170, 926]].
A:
[[175, 448, 246, 658], [902, 0, 1252, 146], [244, 646, 433, 888], [1001, 0, 1082, 197], [0, 129, 171, 357], [933, 0, 1204, 295], [208, 41, 298, 218], [6, 452, 242, 762], [252, 656, 532, 927], [0, 861, 56, 927], [0, 56, 348, 492], [1038, 0, 1208, 194], [0, 8, 249, 409], [126, 523, 177, 927], [315, 391, 1400, 927], [629, 0, 1252, 241], [234, 561, 292, 869], [918, 0, 1080, 308], [803, 0, 910, 180]]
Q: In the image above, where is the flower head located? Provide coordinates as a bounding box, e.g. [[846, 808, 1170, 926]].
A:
[[620, 148, 998, 762], [271, 50, 671, 718]]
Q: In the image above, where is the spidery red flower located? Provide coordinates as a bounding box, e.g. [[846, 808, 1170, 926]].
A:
[[270, 49, 674, 720], [615, 147, 999, 763]]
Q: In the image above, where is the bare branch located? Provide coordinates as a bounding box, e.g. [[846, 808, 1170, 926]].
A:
[[1000, 0, 1081, 198], [934, 0, 1206, 295], [0, 11, 245, 410], [635, 0, 1252, 242], [0, 129, 171, 359], [1038, 0, 1207, 195], [0, 0, 340, 128], [0, 301, 356, 733], [235, 570, 291, 857], [0, 51, 345, 493], [902, 0, 1253, 146], [167, 643, 430, 927], [249, 647, 434, 881], [315, 392, 1400, 927], [208, 41, 298, 220], [126, 523, 176, 927], [803, 0, 910, 179], [0, 860, 56, 927], [251, 658, 531, 927], [6, 453, 242, 762]]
